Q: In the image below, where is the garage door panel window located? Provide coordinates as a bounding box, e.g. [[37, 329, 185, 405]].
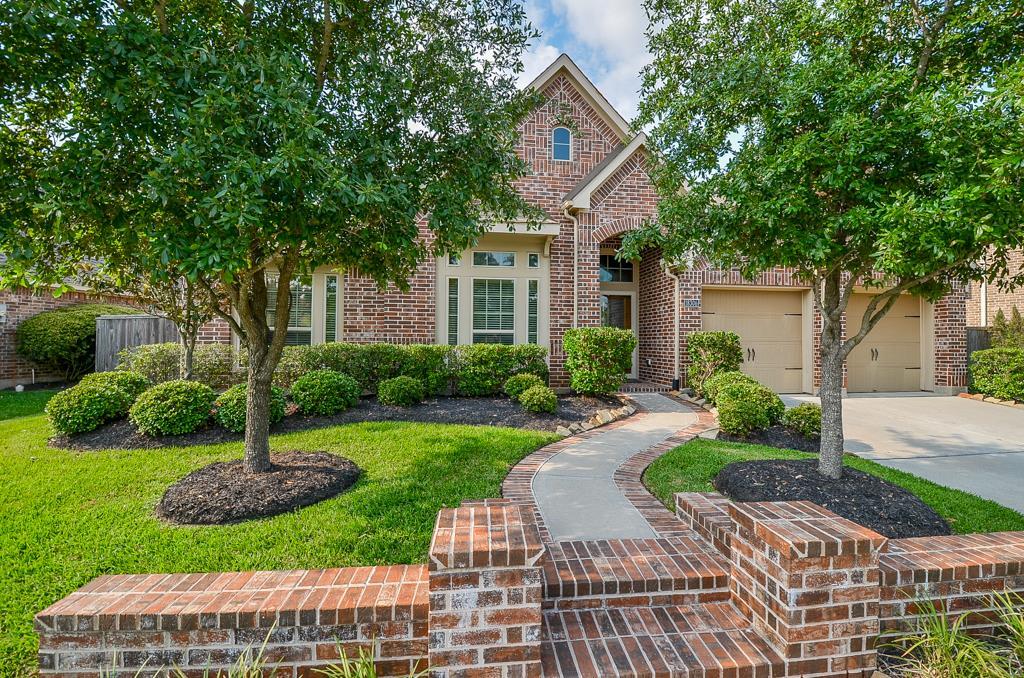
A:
[[472, 279, 515, 345]]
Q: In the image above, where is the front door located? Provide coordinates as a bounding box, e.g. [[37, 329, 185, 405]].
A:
[[601, 293, 638, 379]]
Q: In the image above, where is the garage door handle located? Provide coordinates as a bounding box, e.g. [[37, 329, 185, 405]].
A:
[[751, 348, 756, 361]]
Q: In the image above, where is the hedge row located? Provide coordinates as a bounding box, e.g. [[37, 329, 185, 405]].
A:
[[970, 348, 1024, 401]]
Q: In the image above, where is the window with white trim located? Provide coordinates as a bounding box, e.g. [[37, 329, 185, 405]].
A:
[[266, 274, 313, 346], [324, 274, 339, 342], [447, 278, 459, 345], [472, 279, 515, 344], [528, 280, 539, 344], [473, 251, 515, 267], [552, 127, 572, 161]]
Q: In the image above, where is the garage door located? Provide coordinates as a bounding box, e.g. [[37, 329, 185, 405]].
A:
[[701, 289, 804, 393], [846, 294, 921, 392]]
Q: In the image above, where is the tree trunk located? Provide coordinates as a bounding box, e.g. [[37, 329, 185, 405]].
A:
[[243, 342, 275, 473], [180, 333, 197, 381], [817, 271, 846, 479]]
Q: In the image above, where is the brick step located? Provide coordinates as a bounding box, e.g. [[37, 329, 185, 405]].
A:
[[542, 538, 731, 610], [541, 603, 784, 677]]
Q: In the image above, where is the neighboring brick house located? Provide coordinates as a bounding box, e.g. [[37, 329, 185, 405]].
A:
[[966, 248, 1024, 326], [2, 54, 969, 394]]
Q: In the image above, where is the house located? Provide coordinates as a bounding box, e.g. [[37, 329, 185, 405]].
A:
[[967, 249, 1024, 327], [1, 54, 969, 394]]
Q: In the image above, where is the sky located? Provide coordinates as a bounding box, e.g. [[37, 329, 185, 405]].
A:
[[517, 0, 650, 123]]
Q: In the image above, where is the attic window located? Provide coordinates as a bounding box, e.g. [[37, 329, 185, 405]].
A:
[[552, 127, 572, 161]]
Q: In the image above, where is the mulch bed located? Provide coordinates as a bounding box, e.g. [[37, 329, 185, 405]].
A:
[[53, 394, 623, 451], [156, 451, 361, 525], [719, 425, 820, 453], [714, 459, 952, 538]]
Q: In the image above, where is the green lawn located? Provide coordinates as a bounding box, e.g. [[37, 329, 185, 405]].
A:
[[0, 398, 556, 675], [0, 389, 56, 421], [644, 438, 1024, 536]]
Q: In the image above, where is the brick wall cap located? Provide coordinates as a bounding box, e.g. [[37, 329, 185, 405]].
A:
[[429, 504, 544, 571], [34, 564, 428, 633], [729, 500, 886, 559]]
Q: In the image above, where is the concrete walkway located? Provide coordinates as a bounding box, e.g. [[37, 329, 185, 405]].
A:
[[532, 393, 698, 540]]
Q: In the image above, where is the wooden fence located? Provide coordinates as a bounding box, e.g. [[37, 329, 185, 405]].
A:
[[95, 314, 179, 373]]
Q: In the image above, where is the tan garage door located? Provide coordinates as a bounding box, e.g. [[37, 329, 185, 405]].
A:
[[701, 289, 804, 393], [846, 294, 921, 392]]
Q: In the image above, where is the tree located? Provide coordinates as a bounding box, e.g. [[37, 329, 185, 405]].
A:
[[626, 0, 1024, 478], [1, 0, 539, 473]]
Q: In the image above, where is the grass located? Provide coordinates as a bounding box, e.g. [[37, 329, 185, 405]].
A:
[[644, 438, 1024, 536], [0, 396, 556, 675], [0, 389, 56, 421]]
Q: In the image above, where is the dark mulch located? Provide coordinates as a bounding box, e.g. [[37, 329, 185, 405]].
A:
[[53, 394, 623, 451], [719, 425, 820, 453], [714, 459, 952, 539], [156, 451, 361, 525]]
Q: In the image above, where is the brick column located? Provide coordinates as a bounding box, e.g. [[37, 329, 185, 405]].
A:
[[428, 502, 545, 677], [728, 501, 886, 678]]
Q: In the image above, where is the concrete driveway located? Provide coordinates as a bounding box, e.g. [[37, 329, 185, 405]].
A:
[[783, 393, 1024, 513]]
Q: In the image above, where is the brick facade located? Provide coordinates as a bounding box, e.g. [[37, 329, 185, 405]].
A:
[[967, 248, 1024, 326]]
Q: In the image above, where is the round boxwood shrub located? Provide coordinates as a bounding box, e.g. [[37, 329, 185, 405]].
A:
[[519, 384, 557, 414], [130, 380, 216, 436], [377, 376, 424, 407], [292, 370, 360, 415], [16, 303, 142, 381], [504, 373, 545, 401], [79, 370, 151, 403], [782, 403, 822, 438], [716, 382, 772, 436], [46, 382, 133, 434], [213, 383, 286, 433], [703, 370, 757, 405]]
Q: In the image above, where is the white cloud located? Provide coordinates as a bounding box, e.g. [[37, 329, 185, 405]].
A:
[[520, 0, 650, 123]]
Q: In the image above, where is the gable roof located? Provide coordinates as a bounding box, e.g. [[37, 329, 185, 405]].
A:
[[525, 54, 632, 142], [562, 132, 648, 210]]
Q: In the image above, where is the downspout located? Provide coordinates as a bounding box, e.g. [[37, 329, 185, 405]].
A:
[[562, 204, 580, 328], [980, 280, 989, 327], [662, 259, 681, 390]]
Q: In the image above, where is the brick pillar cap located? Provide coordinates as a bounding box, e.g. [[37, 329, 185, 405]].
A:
[[728, 500, 886, 559], [429, 503, 544, 571]]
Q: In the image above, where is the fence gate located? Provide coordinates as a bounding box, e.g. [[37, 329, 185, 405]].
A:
[[95, 314, 180, 372]]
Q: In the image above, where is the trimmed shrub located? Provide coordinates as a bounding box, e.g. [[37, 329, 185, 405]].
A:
[[782, 403, 822, 438], [292, 370, 360, 415], [716, 380, 786, 435], [970, 348, 1024, 401], [273, 342, 411, 391], [117, 342, 241, 389], [377, 376, 424, 407], [16, 303, 142, 381], [563, 327, 636, 395], [46, 382, 132, 434], [703, 370, 757, 406], [79, 371, 151, 402], [519, 384, 557, 414], [130, 380, 216, 436], [716, 382, 772, 436], [213, 383, 286, 433], [453, 344, 548, 397], [686, 331, 743, 397], [504, 373, 545, 401], [401, 344, 455, 395]]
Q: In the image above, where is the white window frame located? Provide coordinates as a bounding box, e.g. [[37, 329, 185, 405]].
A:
[[552, 126, 572, 162], [472, 250, 516, 267], [471, 278, 516, 345]]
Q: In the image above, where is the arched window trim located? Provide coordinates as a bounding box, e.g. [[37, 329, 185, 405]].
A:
[[552, 126, 572, 162]]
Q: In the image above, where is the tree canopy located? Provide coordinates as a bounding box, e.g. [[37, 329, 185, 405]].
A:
[[1, 0, 540, 471], [628, 0, 1024, 477]]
